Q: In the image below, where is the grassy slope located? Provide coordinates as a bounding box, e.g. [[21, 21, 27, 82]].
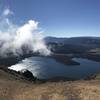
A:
[[0, 68, 100, 100]]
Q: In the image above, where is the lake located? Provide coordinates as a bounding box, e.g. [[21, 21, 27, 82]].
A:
[[9, 57, 100, 80]]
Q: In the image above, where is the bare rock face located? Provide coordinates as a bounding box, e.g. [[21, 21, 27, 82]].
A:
[[22, 70, 37, 81]]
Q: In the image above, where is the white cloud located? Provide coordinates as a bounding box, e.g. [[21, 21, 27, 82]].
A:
[[3, 8, 13, 16], [0, 9, 51, 57]]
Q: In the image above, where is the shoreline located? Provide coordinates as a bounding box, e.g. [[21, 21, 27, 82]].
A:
[[0, 66, 100, 100], [0, 65, 100, 83]]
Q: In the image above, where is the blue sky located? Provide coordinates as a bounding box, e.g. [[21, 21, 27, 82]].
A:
[[0, 0, 100, 37]]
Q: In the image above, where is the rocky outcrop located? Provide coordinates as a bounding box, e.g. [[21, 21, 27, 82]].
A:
[[0, 66, 37, 82], [21, 70, 37, 81]]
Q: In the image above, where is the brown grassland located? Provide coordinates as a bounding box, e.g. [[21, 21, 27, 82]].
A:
[[0, 67, 100, 100]]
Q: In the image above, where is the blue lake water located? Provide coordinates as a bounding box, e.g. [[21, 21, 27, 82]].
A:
[[9, 57, 100, 79]]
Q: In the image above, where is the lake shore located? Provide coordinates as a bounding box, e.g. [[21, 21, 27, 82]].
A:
[[0, 53, 100, 100], [0, 66, 100, 100]]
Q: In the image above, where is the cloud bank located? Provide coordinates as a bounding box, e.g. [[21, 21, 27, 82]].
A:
[[0, 8, 51, 57]]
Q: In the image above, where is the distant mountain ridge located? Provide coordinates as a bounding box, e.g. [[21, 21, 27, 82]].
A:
[[44, 36, 67, 43], [45, 36, 100, 47], [44, 36, 100, 54]]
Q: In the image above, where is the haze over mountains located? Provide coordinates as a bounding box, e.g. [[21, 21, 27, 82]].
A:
[[45, 36, 100, 46]]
